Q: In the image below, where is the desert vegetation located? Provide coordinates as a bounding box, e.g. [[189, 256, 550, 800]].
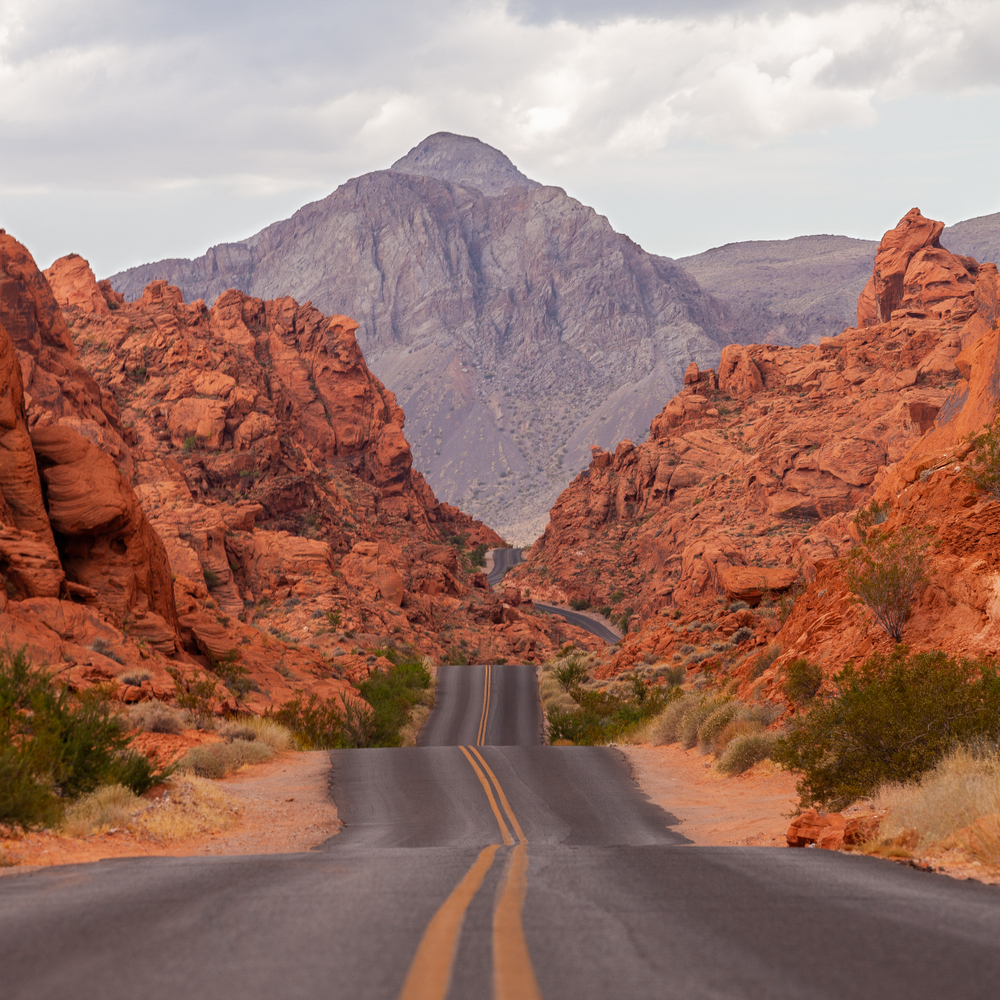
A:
[[1, 647, 170, 831], [773, 646, 1000, 809], [273, 649, 432, 749]]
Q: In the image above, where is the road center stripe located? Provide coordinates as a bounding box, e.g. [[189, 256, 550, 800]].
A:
[[467, 747, 526, 845], [459, 745, 513, 846], [477, 664, 491, 745], [493, 843, 542, 1000], [397, 844, 499, 1000]]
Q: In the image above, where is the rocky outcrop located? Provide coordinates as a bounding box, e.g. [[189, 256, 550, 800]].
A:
[[42, 251, 601, 687], [511, 210, 995, 680], [106, 133, 734, 543]]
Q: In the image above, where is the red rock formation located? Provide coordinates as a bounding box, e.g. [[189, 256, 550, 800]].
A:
[[511, 210, 996, 684], [38, 250, 600, 699]]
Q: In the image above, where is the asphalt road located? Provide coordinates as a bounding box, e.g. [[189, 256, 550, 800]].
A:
[[487, 547, 523, 587], [488, 547, 620, 644], [4, 666, 1000, 999]]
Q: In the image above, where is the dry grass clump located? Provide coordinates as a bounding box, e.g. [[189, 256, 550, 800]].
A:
[[717, 732, 778, 775], [127, 701, 187, 734], [696, 702, 741, 752], [116, 667, 153, 686], [646, 692, 699, 745], [61, 784, 144, 837], [133, 776, 240, 841], [219, 716, 294, 753], [873, 746, 1000, 863], [180, 740, 273, 778]]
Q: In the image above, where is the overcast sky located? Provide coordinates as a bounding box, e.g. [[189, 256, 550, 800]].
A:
[[1, 0, 998, 275]]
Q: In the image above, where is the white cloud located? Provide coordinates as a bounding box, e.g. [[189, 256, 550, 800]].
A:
[[1, 0, 998, 272]]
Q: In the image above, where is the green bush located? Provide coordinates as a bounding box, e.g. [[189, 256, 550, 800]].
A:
[[469, 543, 488, 568], [783, 658, 823, 704], [748, 643, 781, 679], [0, 647, 169, 829], [274, 653, 431, 749], [845, 504, 929, 642], [678, 696, 726, 749], [554, 657, 588, 691], [964, 419, 1000, 498], [772, 646, 1000, 809], [569, 597, 591, 611], [547, 681, 677, 745]]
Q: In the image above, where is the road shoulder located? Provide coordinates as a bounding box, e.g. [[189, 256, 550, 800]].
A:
[[0, 751, 341, 873], [623, 743, 798, 846]]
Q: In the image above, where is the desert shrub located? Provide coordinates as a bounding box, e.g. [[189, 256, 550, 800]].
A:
[[569, 597, 591, 611], [203, 568, 220, 588], [220, 715, 293, 753], [773, 647, 1000, 809], [730, 627, 753, 645], [167, 667, 220, 719], [964, 419, 1000, 499], [469, 543, 488, 568], [117, 667, 152, 686], [90, 638, 125, 665], [127, 701, 185, 734], [0, 647, 169, 829], [679, 643, 696, 655], [555, 657, 588, 691], [61, 784, 143, 837], [874, 745, 1000, 853], [659, 665, 685, 687], [678, 696, 727, 750], [597, 605, 612, 618], [697, 701, 740, 752], [747, 643, 781, 679], [547, 679, 678, 745], [181, 739, 273, 778], [844, 509, 929, 641], [783, 658, 823, 704], [717, 731, 777, 775], [683, 651, 712, 667], [275, 653, 431, 749], [324, 609, 342, 629], [647, 693, 699, 745], [711, 718, 764, 756], [728, 601, 749, 612], [209, 649, 253, 702]]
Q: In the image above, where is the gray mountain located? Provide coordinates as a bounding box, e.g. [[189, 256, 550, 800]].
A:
[[108, 133, 734, 542], [679, 212, 1000, 340]]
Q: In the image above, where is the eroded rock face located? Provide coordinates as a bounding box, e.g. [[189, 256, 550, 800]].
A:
[[40, 251, 600, 691], [105, 133, 734, 544], [511, 210, 996, 681]]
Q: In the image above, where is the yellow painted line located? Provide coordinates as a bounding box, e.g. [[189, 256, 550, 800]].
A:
[[397, 844, 499, 1000], [459, 745, 513, 846], [494, 843, 541, 1000], [468, 746, 526, 845], [477, 664, 492, 745]]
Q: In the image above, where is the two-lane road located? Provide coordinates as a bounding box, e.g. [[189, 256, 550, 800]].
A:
[[3, 664, 1000, 999], [488, 547, 621, 644]]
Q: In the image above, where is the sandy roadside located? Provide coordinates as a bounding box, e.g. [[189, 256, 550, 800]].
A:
[[623, 743, 799, 846], [0, 751, 341, 874]]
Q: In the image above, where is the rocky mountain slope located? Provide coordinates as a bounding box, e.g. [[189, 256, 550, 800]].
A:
[[107, 133, 736, 543], [678, 213, 999, 349], [510, 209, 998, 691], [1, 231, 601, 721]]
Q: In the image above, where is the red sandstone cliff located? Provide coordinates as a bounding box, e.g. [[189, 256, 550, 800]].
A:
[[0, 233, 600, 719], [510, 209, 999, 688]]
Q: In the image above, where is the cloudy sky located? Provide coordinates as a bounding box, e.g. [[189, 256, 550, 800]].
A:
[[1, 0, 998, 275]]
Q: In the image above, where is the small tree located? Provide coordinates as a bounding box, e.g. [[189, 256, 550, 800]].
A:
[[845, 501, 929, 642], [965, 418, 1000, 499]]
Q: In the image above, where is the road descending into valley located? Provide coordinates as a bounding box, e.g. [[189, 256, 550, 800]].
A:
[[488, 548, 621, 644], [4, 665, 1000, 999]]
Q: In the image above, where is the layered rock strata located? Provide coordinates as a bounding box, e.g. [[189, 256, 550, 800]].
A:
[[510, 210, 998, 685]]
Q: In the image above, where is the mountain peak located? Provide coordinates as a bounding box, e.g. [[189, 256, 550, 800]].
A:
[[390, 132, 538, 196]]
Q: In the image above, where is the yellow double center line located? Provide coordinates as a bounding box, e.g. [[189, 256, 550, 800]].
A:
[[476, 664, 492, 746], [398, 740, 541, 1000]]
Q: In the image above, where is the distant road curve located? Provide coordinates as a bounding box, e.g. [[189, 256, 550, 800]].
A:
[[487, 547, 620, 645]]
